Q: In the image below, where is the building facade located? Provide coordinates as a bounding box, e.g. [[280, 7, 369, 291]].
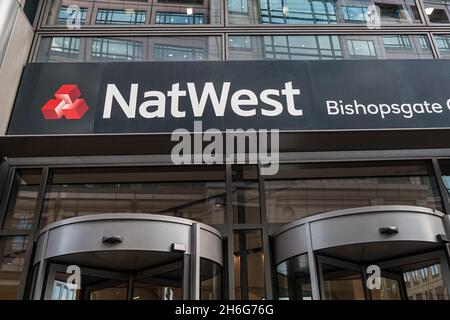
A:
[[1, 0, 450, 300]]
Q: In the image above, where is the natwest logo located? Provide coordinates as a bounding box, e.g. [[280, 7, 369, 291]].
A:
[[41, 84, 89, 120]]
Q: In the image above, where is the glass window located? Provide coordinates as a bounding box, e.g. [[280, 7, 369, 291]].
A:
[[434, 34, 450, 58], [36, 36, 222, 62], [229, 0, 249, 13], [39, 166, 226, 228], [228, 0, 421, 24], [321, 263, 365, 300], [347, 39, 377, 57], [0, 237, 29, 300], [91, 38, 143, 61], [228, 34, 433, 60], [341, 6, 368, 22], [50, 37, 81, 57], [56, 6, 88, 25], [276, 254, 312, 300], [383, 35, 412, 49], [232, 166, 261, 224], [423, 0, 450, 23], [234, 230, 265, 299], [155, 12, 204, 24], [264, 161, 443, 224], [154, 44, 204, 61], [44, 0, 221, 26], [228, 35, 252, 49], [402, 263, 449, 300], [2, 170, 41, 231], [96, 9, 146, 25]]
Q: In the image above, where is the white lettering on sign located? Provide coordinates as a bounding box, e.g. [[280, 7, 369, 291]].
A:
[[102, 82, 303, 119]]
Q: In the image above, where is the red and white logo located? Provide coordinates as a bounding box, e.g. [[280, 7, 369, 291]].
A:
[[41, 84, 89, 120]]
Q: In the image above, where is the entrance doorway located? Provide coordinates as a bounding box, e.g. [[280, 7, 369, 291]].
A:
[[31, 214, 223, 300], [273, 205, 450, 300]]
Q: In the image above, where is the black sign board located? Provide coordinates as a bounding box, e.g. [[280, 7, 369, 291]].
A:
[[8, 60, 450, 135]]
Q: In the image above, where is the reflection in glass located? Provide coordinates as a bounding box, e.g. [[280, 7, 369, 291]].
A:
[[96, 9, 147, 25], [228, 0, 421, 25], [423, 0, 450, 23], [403, 263, 449, 300], [133, 266, 183, 300], [200, 258, 223, 300], [45, 0, 221, 26], [39, 167, 226, 228], [232, 166, 261, 224], [264, 162, 442, 224], [276, 254, 312, 300], [0, 237, 29, 300], [2, 170, 41, 231], [435, 34, 450, 58], [36, 36, 222, 62], [234, 230, 265, 299], [228, 34, 433, 60], [369, 277, 402, 300], [321, 263, 365, 300]]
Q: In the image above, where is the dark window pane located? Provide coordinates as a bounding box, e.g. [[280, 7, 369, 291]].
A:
[[234, 230, 265, 299], [265, 161, 443, 224], [232, 166, 261, 224], [2, 170, 41, 231], [39, 167, 226, 228], [0, 236, 29, 300], [423, 0, 450, 23]]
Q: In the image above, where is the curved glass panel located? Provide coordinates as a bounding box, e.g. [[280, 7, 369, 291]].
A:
[[200, 258, 223, 299], [276, 253, 312, 300]]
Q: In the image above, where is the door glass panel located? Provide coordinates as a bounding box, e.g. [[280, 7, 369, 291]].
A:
[[133, 283, 182, 300], [402, 263, 449, 300], [276, 253, 312, 300], [89, 283, 128, 300], [369, 277, 402, 300], [321, 263, 365, 300], [0, 236, 29, 299], [133, 265, 184, 300], [50, 272, 79, 300], [200, 258, 223, 300], [2, 169, 41, 231]]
